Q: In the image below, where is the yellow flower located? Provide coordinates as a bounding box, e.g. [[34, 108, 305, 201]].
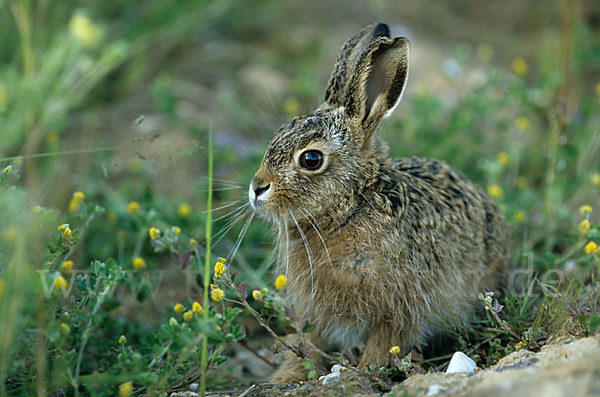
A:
[[513, 211, 525, 223], [211, 288, 225, 302], [61, 260, 74, 274], [389, 346, 401, 354], [0, 83, 6, 108], [128, 201, 140, 214], [192, 301, 203, 314], [261, 287, 269, 294], [132, 257, 146, 270], [252, 289, 263, 301], [118, 335, 127, 344], [592, 173, 600, 187], [33, 205, 42, 213], [149, 227, 160, 240], [69, 14, 101, 47], [487, 185, 504, 199], [173, 303, 185, 313], [496, 152, 509, 166], [275, 274, 287, 290], [68, 193, 84, 212], [172, 226, 181, 235], [516, 177, 528, 189], [584, 241, 598, 255], [118, 381, 133, 397], [512, 57, 528, 76], [189, 238, 198, 248], [579, 220, 591, 236], [54, 276, 68, 290], [46, 130, 59, 145], [169, 317, 178, 327], [214, 260, 226, 278], [60, 323, 70, 333], [476, 44, 494, 62], [580, 205, 593, 215], [284, 97, 300, 116], [177, 203, 192, 218], [514, 340, 526, 351], [183, 311, 194, 321], [515, 116, 530, 131]]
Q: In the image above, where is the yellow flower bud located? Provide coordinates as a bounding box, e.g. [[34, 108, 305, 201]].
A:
[[584, 241, 598, 255], [579, 220, 590, 236], [515, 116, 530, 132], [128, 201, 140, 214], [172, 226, 181, 235], [580, 205, 593, 215], [275, 274, 287, 291], [513, 211, 525, 223], [211, 288, 225, 302], [118, 381, 133, 397], [61, 260, 74, 274], [192, 301, 202, 314], [149, 227, 160, 240], [252, 289, 263, 301], [183, 311, 193, 321], [173, 303, 185, 313], [177, 203, 192, 218], [54, 276, 68, 290], [487, 185, 503, 199], [118, 335, 127, 344], [496, 152, 509, 166], [389, 346, 401, 354], [132, 257, 146, 270], [512, 57, 528, 76]]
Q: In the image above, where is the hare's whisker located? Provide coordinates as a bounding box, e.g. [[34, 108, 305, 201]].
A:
[[275, 222, 283, 273], [202, 199, 245, 214], [210, 207, 249, 249], [227, 212, 255, 265], [289, 210, 315, 298], [301, 208, 333, 271], [359, 191, 377, 212], [214, 202, 249, 222], [283, 217, 290, 276], [199, 185, 243, 192]]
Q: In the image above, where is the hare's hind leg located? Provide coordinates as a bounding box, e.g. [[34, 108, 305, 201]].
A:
[[358, 323, 408, 369], [271, 331, 322, 383]]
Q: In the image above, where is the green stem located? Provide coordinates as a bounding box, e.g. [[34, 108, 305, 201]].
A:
[[200, 128, 213, 397]]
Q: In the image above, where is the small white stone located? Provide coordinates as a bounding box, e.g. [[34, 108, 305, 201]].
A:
[[319, 372, 341, 385], [188, 383, 199, 391], [446, 351, 477, 374]]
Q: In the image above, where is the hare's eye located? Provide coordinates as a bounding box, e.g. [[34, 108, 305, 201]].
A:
[[299, 150, 324, 171]]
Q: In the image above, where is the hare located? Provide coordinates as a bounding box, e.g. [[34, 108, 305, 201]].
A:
[[248, 23, 511, 383]]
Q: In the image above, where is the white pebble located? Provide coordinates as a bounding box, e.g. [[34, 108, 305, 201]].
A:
[[319, 371, 341, 385], [189, 383, 199, 391], [446, 351, 477, 374]]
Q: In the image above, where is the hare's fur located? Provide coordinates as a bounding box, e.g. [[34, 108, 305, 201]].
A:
[[249, 23, 511, 383]]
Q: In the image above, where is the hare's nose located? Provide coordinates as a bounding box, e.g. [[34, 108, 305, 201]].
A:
[[254, 183, 270, 197]]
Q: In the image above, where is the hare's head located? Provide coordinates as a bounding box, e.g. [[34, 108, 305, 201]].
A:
[[250, 23, 409, 222]]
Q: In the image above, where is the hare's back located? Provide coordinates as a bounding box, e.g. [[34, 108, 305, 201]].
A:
[[389, 156, 511, 276]]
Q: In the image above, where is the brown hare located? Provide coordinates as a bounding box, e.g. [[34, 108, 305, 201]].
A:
[[248, 22, 511, 382]]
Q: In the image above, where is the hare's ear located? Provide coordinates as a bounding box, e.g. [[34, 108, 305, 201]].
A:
[[345, 36, 410, 132], [324, 23, 391, 107]]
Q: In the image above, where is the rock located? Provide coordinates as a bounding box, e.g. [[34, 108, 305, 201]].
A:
[[401, 336, 600, 397], [445, 352, 477, 374]]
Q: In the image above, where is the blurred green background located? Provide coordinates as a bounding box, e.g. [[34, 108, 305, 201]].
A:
[[1, 0, 599, 395]]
